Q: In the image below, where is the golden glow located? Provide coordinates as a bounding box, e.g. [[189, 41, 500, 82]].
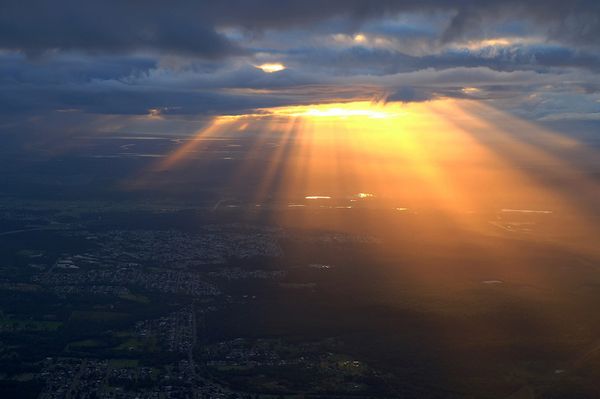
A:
[[255, 63, 286, 73], [353, 33, 367, 43], [331, 32, 393, 48], [461, 87, 481, 95], [458, 37, 541, 50], [460, 37, 513, 49], [476, 38, 513, 47], [256, 101, 401, 119], [137, 98, 600, 258]]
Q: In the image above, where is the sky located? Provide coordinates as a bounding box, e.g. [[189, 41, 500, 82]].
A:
[[1, 0, 600, 142]]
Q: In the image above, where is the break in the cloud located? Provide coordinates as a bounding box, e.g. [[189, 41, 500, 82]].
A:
[[0, 0, 599, 138]]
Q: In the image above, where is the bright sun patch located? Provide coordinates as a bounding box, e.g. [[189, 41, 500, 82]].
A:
[[259, 101, 402, 120], [255, 63, 286, 73]]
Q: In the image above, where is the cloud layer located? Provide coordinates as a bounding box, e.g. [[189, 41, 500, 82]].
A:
[[0, 0, 599, 138]]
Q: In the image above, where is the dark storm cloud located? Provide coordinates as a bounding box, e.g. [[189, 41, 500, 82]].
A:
[[439, 1, 600, 46], [282, 44, 600, 76], [386, 86, 432, 102], [0, 53, 157, 84], [1, 1, 599, 56], [0, 1, 241, 57], [0, 81, 293, 116]]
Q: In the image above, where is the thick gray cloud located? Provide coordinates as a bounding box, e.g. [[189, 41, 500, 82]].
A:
[[1, 1, 599, 56], [0, 1, 241, 57], [281, 44, 600, 76]]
